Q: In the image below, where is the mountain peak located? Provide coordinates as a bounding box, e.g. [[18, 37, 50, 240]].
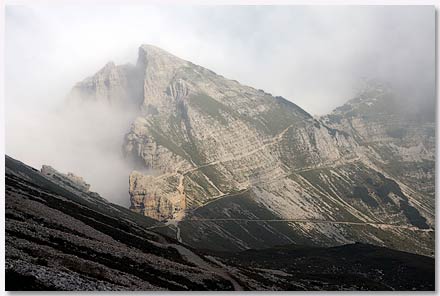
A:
[[139, 43, 170, 54], [64, 44, 434, 258], [137, 44, 187, 69]]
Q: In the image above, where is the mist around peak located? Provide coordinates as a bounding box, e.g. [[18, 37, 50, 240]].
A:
[[7, 94, 143, 206]]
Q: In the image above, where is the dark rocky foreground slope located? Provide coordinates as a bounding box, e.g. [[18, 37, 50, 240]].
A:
[[5, 155, 434, 291], [207, 243, 435, 291]]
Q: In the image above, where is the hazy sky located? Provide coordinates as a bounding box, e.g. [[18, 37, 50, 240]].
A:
[[5, 5, 435, 204], [6, 5, 435, 113]]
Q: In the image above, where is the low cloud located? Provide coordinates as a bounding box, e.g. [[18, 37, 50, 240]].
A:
[[7, 97, 137, 206]]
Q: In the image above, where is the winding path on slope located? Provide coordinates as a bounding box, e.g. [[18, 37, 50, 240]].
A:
[[148, 218, 434, 233], [169, 244, 243, 291], [176, 218, 434, 232]]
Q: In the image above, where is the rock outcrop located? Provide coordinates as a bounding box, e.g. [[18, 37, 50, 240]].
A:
[[70, 45, 435, 256], [41, 165, 91, 192], [41, 165, 104, 201]]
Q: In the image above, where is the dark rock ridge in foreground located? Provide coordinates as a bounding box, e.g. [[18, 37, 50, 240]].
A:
[[5, 155, 435, 291], [71, 45, 435, 256]]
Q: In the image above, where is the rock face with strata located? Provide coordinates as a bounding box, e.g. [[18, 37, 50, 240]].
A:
[[70, 45, 435, 256], [321, 82, 435, 212]]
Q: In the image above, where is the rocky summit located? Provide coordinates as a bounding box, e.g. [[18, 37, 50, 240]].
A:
[[70, 44, 435, 256]]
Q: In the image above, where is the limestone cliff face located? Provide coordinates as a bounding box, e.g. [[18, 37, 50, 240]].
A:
[[71, 45, 435, 256], [321, 82, 435, 218], [121, 45, 360, 223], [129, 171, 186, 220]]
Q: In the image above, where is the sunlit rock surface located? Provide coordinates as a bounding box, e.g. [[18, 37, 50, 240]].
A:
[[71, 45, 435, 256]]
